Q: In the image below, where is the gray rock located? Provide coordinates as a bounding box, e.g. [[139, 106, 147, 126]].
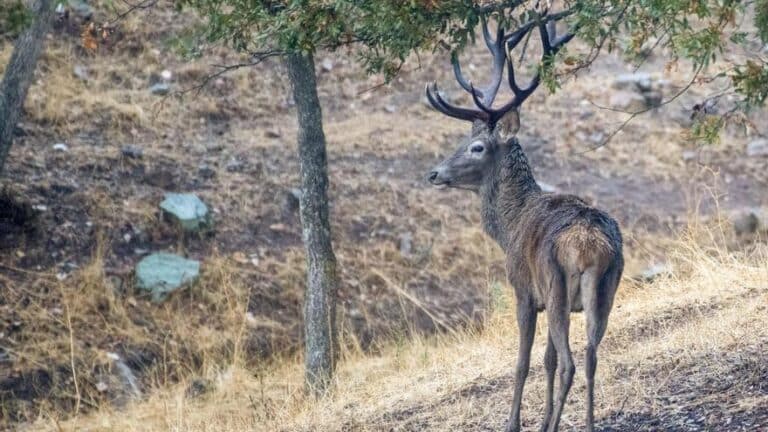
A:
[[609, 91, 647, 113], [746, 139, 768, 157], [265, 129, 281, 138], [537, 181, 557, 193], [53, 143, 69, 152], [160, 193, 211, 231], [321, 58, 334, 72], [198, 164, 216, 179], [135, 252, 200, 302], [225, 157, 244, 172], [637, 263, 671, 282], [149, 82, 170, 96], [730, 208, 767, 236], [282, 188, 301, 216], [185, 378, 214, 399], [121, 145, 143, 159], [398, 232, 413, 257], [612, 73, 653, 92], [73, 65, 89, 81], [68, 0, 93, 19], [384, 104, 397, 113]]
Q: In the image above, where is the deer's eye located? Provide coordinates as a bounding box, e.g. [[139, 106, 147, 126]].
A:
[[470, 143, 485, 153]]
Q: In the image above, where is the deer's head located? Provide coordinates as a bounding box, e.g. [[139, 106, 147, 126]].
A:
[[426, 15, 573, 191]]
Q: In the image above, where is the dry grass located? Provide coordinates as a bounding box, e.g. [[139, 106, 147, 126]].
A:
[[3, 4, 768, 431], [21, 220, 766, 432]]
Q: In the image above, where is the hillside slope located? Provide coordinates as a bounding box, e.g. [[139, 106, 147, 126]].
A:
[[33, 228, 768, 431]]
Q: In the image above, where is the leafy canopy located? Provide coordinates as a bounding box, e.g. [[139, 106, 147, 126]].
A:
[[178, 0, 768, 141]]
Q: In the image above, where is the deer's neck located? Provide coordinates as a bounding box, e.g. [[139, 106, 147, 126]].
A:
[[480, 139, 541, 248]]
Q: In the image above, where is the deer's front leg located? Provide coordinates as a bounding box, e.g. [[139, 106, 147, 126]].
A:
[[505, 297, 537, 432]]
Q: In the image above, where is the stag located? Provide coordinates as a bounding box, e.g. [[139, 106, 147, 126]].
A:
[[425, 13, 623, 432]]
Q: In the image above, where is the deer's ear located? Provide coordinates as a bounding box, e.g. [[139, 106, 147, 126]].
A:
[[493, 110, 520, 142]]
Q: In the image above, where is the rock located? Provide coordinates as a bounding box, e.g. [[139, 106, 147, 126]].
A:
[[612, 73, 653, 92], [185, 378, 214, 399], [265, 129, 281, 138], [281, 188, 301, 216], [225, 158, 244, 172], [160, 69, 173, 81], [321, 58, 334, 72], [135, 252, 200, 302], [121, 145, 143, 159], [609, 91, 648, 112], [537, 181, 557, 193], [637, 263, 671, 282], [398, 232, 413, 257], [68, 0, 94, 19], [73, 65, 89, 81], [53, 143, 69, 152], [746, 139, 768, 157], [643, 90, 663, 108], [682, 150, 698, 162], [149, 82, 170, 96], [730, 208, 767, 236], [159, 193, 211, 231], [732, 211, 759, 235], [197, 164, 216, 179], [104, 352, 142, 404], [384, 104, 397, 113]]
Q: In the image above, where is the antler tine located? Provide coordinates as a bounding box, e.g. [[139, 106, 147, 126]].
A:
[[502, 14, 575, 110], [452, 54, 480, 98], [425, 82, 488, 123]]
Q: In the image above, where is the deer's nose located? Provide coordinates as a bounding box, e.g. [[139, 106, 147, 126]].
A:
[[427, 171, 439, 183]]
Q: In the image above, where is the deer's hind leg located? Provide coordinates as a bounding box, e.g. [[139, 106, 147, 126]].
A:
[[583, 262, 621, 432], [545, 266, 575, 432], [539, 332, 557, 432]]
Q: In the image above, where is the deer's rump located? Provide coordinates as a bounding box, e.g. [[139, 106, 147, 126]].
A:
[[510, 194, 622, 312]]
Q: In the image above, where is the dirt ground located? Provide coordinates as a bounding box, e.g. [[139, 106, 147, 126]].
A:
[[1, 3, 767, 429]]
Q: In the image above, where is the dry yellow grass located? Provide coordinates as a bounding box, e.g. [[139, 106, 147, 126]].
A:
[[24, 220, 766, 432]]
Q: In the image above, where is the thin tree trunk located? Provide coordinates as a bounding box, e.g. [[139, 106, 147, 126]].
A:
[[0, 0, 55, 175], [285, 51, 339, 396]]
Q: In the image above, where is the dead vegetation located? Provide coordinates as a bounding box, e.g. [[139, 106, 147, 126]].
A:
[[1, 2, 767, 430]]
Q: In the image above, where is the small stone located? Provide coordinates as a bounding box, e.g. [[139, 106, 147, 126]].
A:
[[32, 204, 48, 212], [225, 158, 244, 172], [281, 188, 301, 216], [265, 129, 281, 138], [398, 232, 413, 257], [159, 193, 211, 231], [149, 82, 170, 96], [612, 73, 653, 92], [682, 150, 698, 162], [321, 58, 334, 72], [637, 263, 671, 282], [73, 65, 89, 81], [198, 164, 216, 179], [96, 381, 108, 392], [731, 210, 761, 235], [53, 143, 69, 152], [384, 104, 397, 113], [537, 181, 557, 193], [185, 378, 213, 399], [160, 69, 173, 81], [746, 139, 768, 157], [121, 145, 143, 159], [135, 252, 200, 302], [68, 0, 94, 19]]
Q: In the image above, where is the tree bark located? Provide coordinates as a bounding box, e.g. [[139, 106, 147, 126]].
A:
[[0, 0, 55, 175], [285, 51, 339, 396]]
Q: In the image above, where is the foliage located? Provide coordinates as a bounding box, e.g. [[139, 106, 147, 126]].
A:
[[0, 0, 31, 37]]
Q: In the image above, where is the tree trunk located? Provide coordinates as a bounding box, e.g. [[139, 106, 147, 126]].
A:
[[285, 51, 339, 396], [0, 0, 55, 175]]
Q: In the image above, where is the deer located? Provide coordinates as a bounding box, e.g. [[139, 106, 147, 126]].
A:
[[424, 13, 623, 432]]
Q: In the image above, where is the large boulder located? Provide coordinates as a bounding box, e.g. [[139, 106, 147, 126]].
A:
[[160, 193, 211, 231], [135, 253, 200, 302]]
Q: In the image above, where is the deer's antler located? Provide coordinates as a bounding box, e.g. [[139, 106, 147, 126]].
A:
[[426, 11, 574, 127]]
